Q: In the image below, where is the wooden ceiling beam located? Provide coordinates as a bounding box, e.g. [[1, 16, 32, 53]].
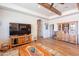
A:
[[39, 3, 61, 15], [50, 3, 54, 8]]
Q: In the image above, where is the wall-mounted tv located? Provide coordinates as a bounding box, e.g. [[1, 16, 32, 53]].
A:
[[9, 23, 31, 35]]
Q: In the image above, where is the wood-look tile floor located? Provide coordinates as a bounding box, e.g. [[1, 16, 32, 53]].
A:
[[1, 38, 79, 56], [36, 38, 79, 56]]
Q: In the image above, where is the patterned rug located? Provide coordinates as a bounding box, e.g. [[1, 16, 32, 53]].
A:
[[19, 43, 63, 56], [36, 43, 63, 56]]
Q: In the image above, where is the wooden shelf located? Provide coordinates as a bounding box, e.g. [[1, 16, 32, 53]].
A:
[[9, 34, 32, 48]]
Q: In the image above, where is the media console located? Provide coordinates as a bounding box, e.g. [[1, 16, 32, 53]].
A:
[[9, 34, 32, 48], [9, 23, 32, 48]]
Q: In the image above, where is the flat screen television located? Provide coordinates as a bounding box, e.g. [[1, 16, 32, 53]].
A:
[[9, 23, 31, 35]]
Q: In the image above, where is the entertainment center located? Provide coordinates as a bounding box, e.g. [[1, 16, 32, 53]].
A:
[[9, 23, 32, 48]]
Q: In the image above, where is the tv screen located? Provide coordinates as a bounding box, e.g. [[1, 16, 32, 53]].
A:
[[10, 23, 31, 35]]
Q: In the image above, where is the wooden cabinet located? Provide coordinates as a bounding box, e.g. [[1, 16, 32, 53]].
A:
[[9, 34, 32, 48], [27, 34, 32, 42], [18, 35, 25, 44]]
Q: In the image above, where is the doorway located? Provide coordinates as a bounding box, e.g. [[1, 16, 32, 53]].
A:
[[37, 20, 42, 40], [50, 24, 54, 38]]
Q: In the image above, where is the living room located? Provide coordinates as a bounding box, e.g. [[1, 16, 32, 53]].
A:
[[0, 3, 79, 56]]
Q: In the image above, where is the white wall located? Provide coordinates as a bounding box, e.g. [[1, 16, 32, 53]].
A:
[[0, 8, 38, 42]]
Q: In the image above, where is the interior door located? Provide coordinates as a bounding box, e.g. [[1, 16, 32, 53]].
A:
[[50, 24, 54, 38], [37, 20, 42, 39]]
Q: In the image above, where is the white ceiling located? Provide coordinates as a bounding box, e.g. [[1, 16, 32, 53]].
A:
[[15, 3, 56, 17], [0, 3, 78, 19], [15, 3, 78, 16], [53, 3, 77, 12]]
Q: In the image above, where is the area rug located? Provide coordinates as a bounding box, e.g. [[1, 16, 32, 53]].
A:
[[19, 44, 50, 56], [19, 43, 63, 56], [36, 43, 63, 56]]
